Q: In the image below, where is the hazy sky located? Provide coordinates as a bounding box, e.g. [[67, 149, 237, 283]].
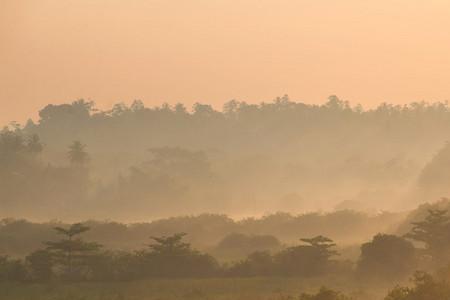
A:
[[2, 0, 450, 125]]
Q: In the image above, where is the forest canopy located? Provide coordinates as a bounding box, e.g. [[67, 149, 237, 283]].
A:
[[2, 96, 450, 220]]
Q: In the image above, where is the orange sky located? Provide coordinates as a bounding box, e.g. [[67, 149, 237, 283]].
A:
[[1, 0, 450, 125]]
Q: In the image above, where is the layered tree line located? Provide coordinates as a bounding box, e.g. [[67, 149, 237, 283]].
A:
[[0, 209, 403, 258], [0, 209, 449, 285], [3, 96, 450, 220]]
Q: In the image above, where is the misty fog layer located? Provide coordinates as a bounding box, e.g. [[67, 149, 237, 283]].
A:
[[1, 96, 450, 222]]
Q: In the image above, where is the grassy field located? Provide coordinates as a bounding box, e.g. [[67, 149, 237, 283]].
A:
[[0, 277, 390, 300]]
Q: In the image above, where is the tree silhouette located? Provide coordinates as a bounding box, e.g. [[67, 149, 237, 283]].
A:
[[26, 134, 43, 155], [26, 249, 53, 281], [46, 223, 101, 280], [405, 209, 450, 265], [67, 141, 89, 166], [274, 235, 339, 276], [144, 233, 218, 277], [357, 234, 416, 282], [300, 235, 339, 260], [148, 232, 191, 256]]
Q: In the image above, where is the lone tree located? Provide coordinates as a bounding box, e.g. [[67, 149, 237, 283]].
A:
[[46, 223, 101, 280], [68, 141, 89, 166]]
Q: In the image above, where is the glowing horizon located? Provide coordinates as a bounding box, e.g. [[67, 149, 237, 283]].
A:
[[2, 0, 450, 125]]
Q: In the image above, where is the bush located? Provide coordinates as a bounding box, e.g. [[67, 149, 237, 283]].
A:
[[0, 256, 27, 282], [384, 272, 450, 300], [357, 234, 416, 282], [299, 287, 352, 300], [25, 249, 53, 281]]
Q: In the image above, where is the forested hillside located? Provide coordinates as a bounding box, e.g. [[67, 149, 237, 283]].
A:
[[2, 96, 450, 220]]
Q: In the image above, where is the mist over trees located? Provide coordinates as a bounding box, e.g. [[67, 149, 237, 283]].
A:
[[3, 97, 450, 299], [2, 208, 450, 300], [356, 234, 417, 282], [0, 210, 402, 258], [2, 96, 450, 220]]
